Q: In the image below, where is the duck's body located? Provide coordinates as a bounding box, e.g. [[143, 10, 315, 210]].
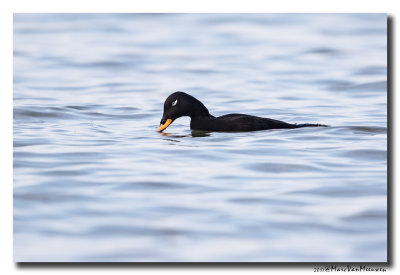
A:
[[157, 92, 326, 132], [190, 114, 297, 132]]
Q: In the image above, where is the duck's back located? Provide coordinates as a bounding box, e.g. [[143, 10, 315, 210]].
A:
[[191, 113, 296, 132]]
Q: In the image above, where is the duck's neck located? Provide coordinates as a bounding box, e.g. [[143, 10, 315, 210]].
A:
[[190, 115, 215, 131], [189, 97, 214, 118]]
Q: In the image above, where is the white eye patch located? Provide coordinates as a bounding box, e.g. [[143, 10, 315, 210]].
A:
[[172, 99, 178, 106]]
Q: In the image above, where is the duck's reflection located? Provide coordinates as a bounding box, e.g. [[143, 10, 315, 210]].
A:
[[159, 130, 211, 138], [191, 130, 211, 137]]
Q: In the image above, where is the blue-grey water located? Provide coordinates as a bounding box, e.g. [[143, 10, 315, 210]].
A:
[[13, 14, 387, 262]]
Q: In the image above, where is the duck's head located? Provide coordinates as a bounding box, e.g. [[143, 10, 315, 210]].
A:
[[157, 91, 210, 132]]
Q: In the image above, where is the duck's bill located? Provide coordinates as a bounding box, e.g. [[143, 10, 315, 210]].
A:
[[157, 119, 173, 132]]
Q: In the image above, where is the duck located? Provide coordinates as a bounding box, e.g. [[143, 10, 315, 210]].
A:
[[157, 91, 327, 132]]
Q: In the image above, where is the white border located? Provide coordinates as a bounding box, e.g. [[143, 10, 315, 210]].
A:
[[2, 0, 397, 274]]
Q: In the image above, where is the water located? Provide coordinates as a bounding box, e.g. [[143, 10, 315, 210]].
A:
[[13, 14, 387, 262]]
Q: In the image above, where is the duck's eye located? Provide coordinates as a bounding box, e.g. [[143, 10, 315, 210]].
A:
[[172, 99, 178, 106]]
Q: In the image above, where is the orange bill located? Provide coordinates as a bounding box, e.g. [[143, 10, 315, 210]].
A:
[[157, 119, 172, 132]]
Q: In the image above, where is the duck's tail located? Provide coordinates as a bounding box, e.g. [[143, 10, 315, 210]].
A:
[[293, 123, 329, 128]]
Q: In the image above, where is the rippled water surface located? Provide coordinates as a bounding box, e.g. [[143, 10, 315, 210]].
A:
[[13, 14, 387, 262]]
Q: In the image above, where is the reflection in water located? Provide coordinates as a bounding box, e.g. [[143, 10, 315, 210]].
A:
[[13, 14, 387, 262], [191, 130, 211, 137], [159, 130, 211, 138]]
